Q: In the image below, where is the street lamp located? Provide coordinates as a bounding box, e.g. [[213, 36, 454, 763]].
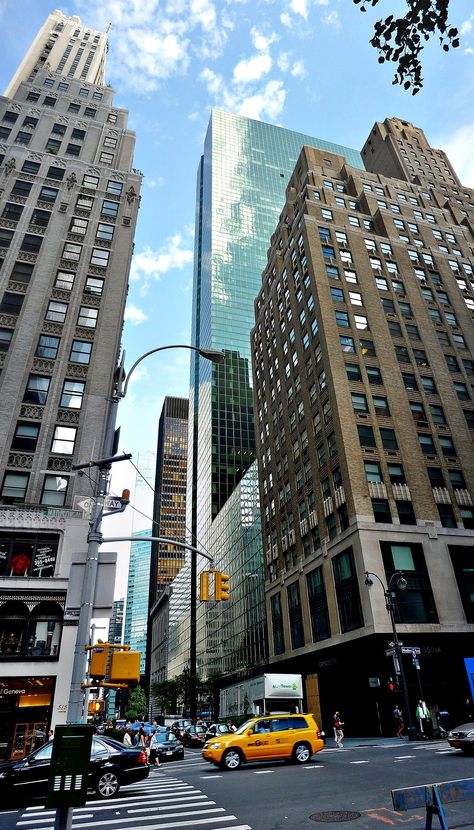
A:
[[364, 570, 417, 741], [67, 343, 225, 725]]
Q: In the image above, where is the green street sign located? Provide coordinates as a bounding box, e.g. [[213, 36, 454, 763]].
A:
[[46, 725, 94, 808]]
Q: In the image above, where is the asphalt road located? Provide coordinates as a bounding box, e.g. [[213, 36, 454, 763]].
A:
[[1, 738, 473, 830]]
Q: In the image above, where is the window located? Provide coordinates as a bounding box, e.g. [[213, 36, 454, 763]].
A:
[[439, 435, 455, 456], [352, 392, 368, 413], [0, 328, 13, 350], [445, 355, 460, 373], [271, 593, 285, 654], [21, 160, 40, 174], [0, 126, 11, 139], [83, 174, 99, 189], [11, 179, 32, 197], [333, 547, 364, 632], [50, 426, 76, 455], [397, 501, 416, 525], [326, 264, 339, 280], [366, 366, 382, 385], [84, 276, 104, 295], [15, 130, 32, 146], [90, 248, 109, 268], [287, 581, 304, 649], [55, 270, 75, 291], [406, 324, 420, 341], [427, 467, 444, 488], [2, 111, 18, 123], [375, 277, 388, 291], [36, 335, 59, 359], [410, 401, 426, 421], [388, 463, 406, 485], [68, 103, 81, 113], [101, 199, 118, 217], [335, 310, 350, 327], [39, 186, 58, 203], [99, 151, 114, 164], [438, 504, 457, 528], [454, 382, 469, 400], [84, 107, 97, 118], [62, 242, 82, 262], [354, 315, 369, 330], [373, 395, 390, 416], [79, 87, 89, 96], [380, 428, 398, 450], [306, 568, 330, 641], [46, 137, 62, 154], [69, 217, 88, 236], [66, 143, 81, 156], [41, 475, 68, 506], [24, 374, 50, 405], [96, 222, 114, 241], [77, 306, 98, 328], [45, 301, 68, 323], [429, 404, 446, 424], [107, 180, 123, 195], [20, 234, 42, 253], [365, 461, 382, 482], [340, 335, 355, 353], [46, 166, 64, 182], [43, 96, 57, 107], [395, 345, 409, 363], [381, 542, 437, 623], [12, 421, 40, 452], [360, 339, 375, 356], [0, 292, 24, 315], [419, 434, 436, 454], [372, 499, 392, 523], [1, 472, 29, 503], [103, 136, 117, 148], [421, 376, 437, 394], [382, 298, 396, 315], [26, 92, 40, 102], [358, 424, 376, 448], [399, 302, 412, 318], [346, 363, 362, 382], [2, 202, 23, 221], [107, 113, 118, 124], [449, 546, 474, 623], [60, 380, 85, 409], [414, 349, 429, 367], [70, 340, 92, 364]]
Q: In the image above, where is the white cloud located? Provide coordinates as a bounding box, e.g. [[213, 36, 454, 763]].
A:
[[124, 304, 148, 324], [436, 124, 474, 187], [233, 53, 272, 84], [280, 12, 292, 27], [145, 177, 164, 188], [251, 27, 278, 52], [322, 9, 340, 27], [461, 15, 474, 35], [239, 79, 286, 120], [290, 0, 309, 19], [130, 235, 194, 283], [291, 60, 306, 78]]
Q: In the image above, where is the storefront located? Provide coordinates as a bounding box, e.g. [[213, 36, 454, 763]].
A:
[[0, 677, 55, 762]]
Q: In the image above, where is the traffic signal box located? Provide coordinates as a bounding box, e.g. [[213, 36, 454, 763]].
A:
[[85, 641, 140, 688], [199, 569, 230, 601]]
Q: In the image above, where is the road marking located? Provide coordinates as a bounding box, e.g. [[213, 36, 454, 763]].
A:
[[200, 775, 222, 779], [394, 755, 416, 759], [253, 770, 274, 774], [18, 818, 93, 827], [23, 814, 242, 829], [350, 760, 369, 764], [303, 764, 324, 769], [128, 801, 216, 813]]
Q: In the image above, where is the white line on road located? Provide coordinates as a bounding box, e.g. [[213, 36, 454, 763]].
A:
[[303, 765, 324, 769], [200, 775, 222, 779], [394, 755, 416, 759], [23, 814, 242, 830], [350, 760, 369, 764], [253, 770, 274, 774], [128, 801, 216, 814], [18, 817, 93, 827]]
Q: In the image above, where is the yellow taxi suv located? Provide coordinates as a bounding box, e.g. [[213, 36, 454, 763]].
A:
[[202, 713, 324, 770]]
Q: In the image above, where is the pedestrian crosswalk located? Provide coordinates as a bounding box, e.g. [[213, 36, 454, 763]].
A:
[[14, 775, 252, 830]]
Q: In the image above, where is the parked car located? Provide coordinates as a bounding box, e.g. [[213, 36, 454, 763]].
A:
[[153, 730, 184, 762], [182, 725, 207, 747], [203, 713, 324, 770], [171, 719, 193, 738], [0, 735, 149, 802], [447, 722, 474, 754], [204, 723, 231, 741]]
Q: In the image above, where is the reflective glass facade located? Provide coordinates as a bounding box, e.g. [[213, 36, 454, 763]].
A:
[[124, 529, 152, 675], [189, 109, 362, 546]]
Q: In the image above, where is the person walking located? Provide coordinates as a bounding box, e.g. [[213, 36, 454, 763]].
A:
[[393, 705, 404, 738], [123, 728, 133, 747], [137, 723, 147, 747], [333, 712, 344, 748], [148, 730, 161, 767], [416, 700, 430, 737]]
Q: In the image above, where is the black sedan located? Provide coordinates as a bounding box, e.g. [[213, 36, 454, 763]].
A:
[[170, 719, 193, 738], [153, 730, 184, 762], [447, 722, 474, 754], [0, 735, 149, 802], [181, 725, 206, 748]]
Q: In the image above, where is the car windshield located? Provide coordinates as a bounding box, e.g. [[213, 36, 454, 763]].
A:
[[235, 719, 255, 734], [156, 731, 177, 743]]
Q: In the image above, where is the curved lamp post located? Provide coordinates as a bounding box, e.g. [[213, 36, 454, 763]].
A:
[[67, 344, 225, 725], [364, 570, 417, 741]]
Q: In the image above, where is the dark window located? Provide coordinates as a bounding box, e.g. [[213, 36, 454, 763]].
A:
[[333, 546, 364, 632], [461, 508, 474, 529], [352, 392, 368, 413], [395, 345, 410, 363], [271, 593, 285, 655], [15, 131, 31, 146], [21, 160, 40, 174], [23, 374, 50, 405], [0, 473, 29, 504], [463, 410, 474, 430], [373, 396, 390, 416], [43, 96, 57, 107], [23, 116, 38, 129], [360, 339, 375, 356], [410, 401, 426, 421], [381, 541, 438, 623], [2, 111, 18, 123], [388, 463, 406, 484], [402, 372, 418, 391], [47, 166, 65, 181], [45, 138, 61, 153], [84, 107, 96, 117], [448, 469, 465, 490], [448, 546, 474, 622], [438, 504, 457, 528], [0, 292, 24, 315], [306, 567, 330, 641], [358, 424, 376, 447], [346, 363, 362, 382], [31, 209, 51, 227], [396, 501, 416, 525], [429, 404, 446, 424], [11, 179, 33, 197], [366, 366, 382, 385], [0, 532, 59, 574], [0, 126, 11, 139], [0, 328, 13, 351], [66, 143, 81, 156], [20, 234, 42, 253], [26, 92, 40, 102], [421, 376, 437, 394], [445, 354, 460, 373], [39, 186, 59, 202], [71, 128, 86, 140], [11, 421, 40, 452], [439, 436, 456, 456], [372, 499, 392, 523], [427, 467, 444, 487], [287, 581, 304, 649], [2, 202, 23, 221], [51, 123, 66, 135], [418, 434, 436, 455], [68, 103, 81, 113]]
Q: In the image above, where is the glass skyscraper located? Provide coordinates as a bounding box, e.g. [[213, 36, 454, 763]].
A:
[[188, 109, 363, 547], [124, 528, 152, 676]]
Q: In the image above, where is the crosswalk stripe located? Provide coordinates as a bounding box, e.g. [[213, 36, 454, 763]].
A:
[[19, 814, 242, 830], [127, 802, 216, 813]]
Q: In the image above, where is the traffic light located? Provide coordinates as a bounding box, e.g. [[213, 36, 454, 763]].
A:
[[109, 650, 141, 682], [89, 643, 109, 679], [121, 488, 130, 505], [215, 571, 230, 601], [388, 676, 399, 693], [200, 571, 210, 601]]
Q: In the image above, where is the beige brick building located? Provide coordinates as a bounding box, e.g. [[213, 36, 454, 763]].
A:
[[0, 11, 141, 758], [252, 118, 474, 735]]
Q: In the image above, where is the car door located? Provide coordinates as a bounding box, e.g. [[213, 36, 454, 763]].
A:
[[270, 717, 291, 758], [11, 742, 53, 799], [243, 719, 273, 762]]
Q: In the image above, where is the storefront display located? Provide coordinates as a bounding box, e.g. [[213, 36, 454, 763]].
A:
[[0, 677, 54, 762]]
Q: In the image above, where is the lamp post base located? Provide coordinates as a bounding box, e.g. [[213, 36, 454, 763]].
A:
[[406, 726, 417, 742]]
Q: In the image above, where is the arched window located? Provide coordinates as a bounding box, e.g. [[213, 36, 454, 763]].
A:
[[28, 602, 63, 657], [0, 601, 29, 656]]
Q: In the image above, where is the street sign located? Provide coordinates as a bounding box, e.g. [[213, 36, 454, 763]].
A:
[[368, 677, 380, 688], [385, 648, 395, 657], [401, 646, 420, 654], [75, 495, 124, 517]]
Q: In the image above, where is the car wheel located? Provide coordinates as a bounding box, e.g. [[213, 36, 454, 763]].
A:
[[292, 742, 311, 764], [96, 770, 120, 798], [221, 749, 242, 770]]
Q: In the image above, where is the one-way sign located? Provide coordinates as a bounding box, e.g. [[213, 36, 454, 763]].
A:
[[75, 496, 125, 517]]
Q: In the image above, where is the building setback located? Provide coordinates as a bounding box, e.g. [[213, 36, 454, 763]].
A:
[[0, 10, 141, 759], [251, 117, 474, 735]]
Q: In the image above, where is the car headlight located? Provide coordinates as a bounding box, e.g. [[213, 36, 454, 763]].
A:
[[0, 772, 7, 780], [465, 730, 474, 738], [210, 742, 221, 749]]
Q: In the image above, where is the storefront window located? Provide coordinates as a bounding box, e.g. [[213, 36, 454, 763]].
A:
[[0, 601, 63, 658], [0, 677, 54, 761], [0, 533, 59, 577]]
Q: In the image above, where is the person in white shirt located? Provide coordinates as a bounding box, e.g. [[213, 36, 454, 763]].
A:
[[123, 729, 133, 747]]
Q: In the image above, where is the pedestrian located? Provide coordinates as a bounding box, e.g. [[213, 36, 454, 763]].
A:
[[148, 730, 161, 767], [333, 712, 344, 748], [393, 705, 404, 739], [227, 720, 237, 733], [137, 723, 147, 747], [416, 700, 430, 736], [123, 728, 133, 747], [48, 729, 54, 741]]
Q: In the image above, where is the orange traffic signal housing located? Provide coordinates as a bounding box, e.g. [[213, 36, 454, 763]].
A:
[[89, 644, 109, 678], [109, 650, 141, 682]]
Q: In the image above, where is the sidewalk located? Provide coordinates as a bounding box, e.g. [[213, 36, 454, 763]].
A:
[[324, 735, 444, 749]]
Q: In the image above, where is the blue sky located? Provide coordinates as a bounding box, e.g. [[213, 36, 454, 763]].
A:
[[1, 0, 474, 466], [1, 1, 474, 590]]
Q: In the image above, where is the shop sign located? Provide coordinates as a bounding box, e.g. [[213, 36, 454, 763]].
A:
[[1, 687, 26, 696]]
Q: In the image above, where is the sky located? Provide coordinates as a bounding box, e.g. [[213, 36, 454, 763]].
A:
[[1, 0, 474, 596]]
